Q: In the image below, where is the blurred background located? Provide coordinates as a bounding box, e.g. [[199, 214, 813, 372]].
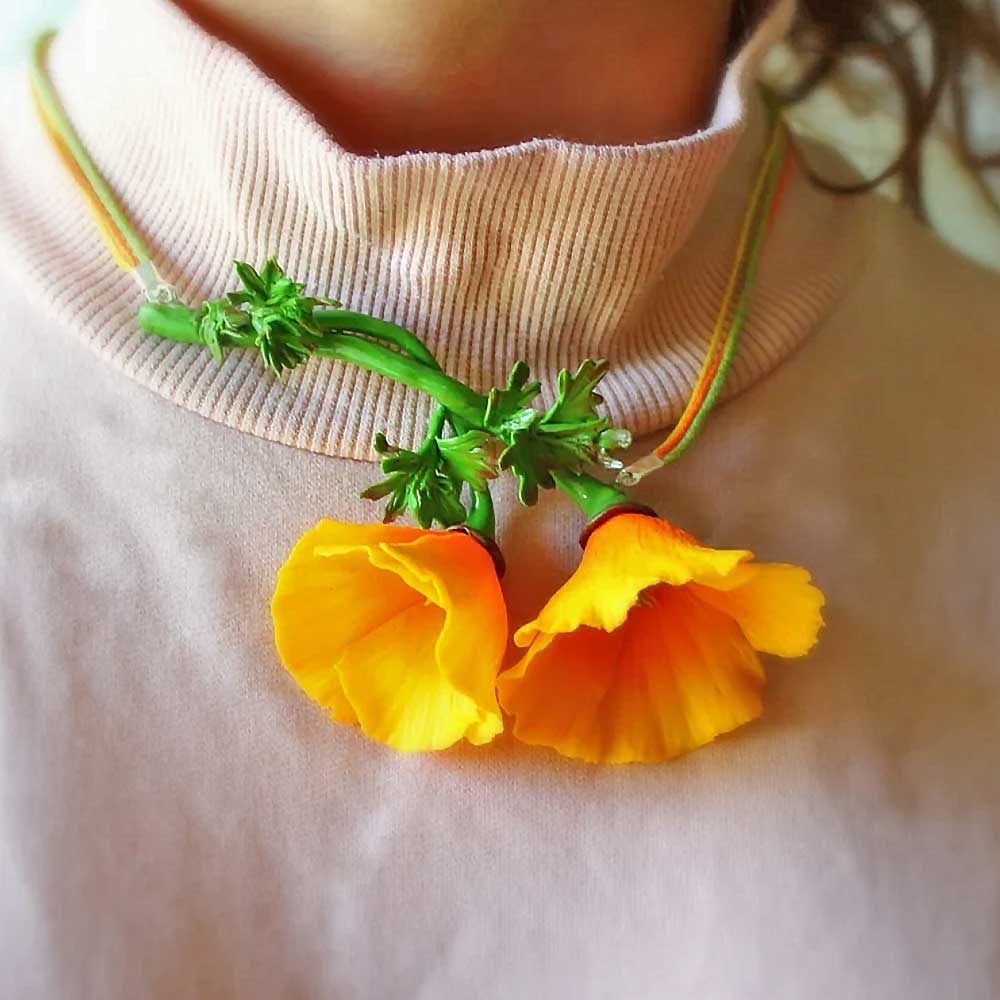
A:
[[4, 1, 76, 65], [4, 0, 999, 269]]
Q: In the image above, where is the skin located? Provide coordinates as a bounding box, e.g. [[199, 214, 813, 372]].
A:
[[172, 0, 736, 155]]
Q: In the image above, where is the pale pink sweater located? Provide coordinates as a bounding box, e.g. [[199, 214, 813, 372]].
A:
[[8, 0, 854, 459], [1, 1, 999, 998]]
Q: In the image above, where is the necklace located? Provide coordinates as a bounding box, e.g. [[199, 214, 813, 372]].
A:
[[28, 30, 825, 765]]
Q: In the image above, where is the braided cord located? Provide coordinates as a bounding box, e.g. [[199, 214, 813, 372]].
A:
[[618, 118, 792, 486]]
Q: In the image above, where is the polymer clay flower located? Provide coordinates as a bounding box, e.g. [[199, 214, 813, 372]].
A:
[[272, 519, 506, 751], [497, 512, 825, 765]]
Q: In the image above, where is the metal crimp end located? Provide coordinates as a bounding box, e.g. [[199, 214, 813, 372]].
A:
[[133, 257, 179, 305], [615, 451, 665, 488]]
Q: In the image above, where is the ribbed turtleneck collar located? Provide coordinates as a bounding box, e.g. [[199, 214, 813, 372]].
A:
[[0, 0, 858, 460]]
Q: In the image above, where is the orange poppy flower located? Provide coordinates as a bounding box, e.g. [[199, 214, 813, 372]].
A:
[[497, 512, 825, 764], [272, 519, 506, 752]]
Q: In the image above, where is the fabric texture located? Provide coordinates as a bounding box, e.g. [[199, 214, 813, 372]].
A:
[[1, 0, 999, 998]]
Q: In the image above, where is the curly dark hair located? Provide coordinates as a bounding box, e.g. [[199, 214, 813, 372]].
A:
[[772, 0, 1000, 218]]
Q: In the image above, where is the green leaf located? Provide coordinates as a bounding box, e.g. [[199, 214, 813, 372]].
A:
[[259, 256, 282, 289], [496, 421, 600, 505], [484, 361, 541, 434], [491, 359, 633, 505], [383, 485, 408, 523], [269, 276, 306, 308], [359, 473, 407, 503], [416, 482, 466, 529], [497, 423, 561, 506], [544, 358, 609, 424], [188, 260, 359, 383], [373, 432, 396, 456], [217, 259, 352, 377], [361, 434, 470, 529], [436, 430, 498, 491], [198, 300, 231, 364], [234, 261, 268, 299], [201, 322, 223, 365]]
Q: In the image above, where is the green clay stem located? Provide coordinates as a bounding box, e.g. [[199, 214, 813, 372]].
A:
[[313, 310, 440, 370], [312, 315, 475, 435], [139, 303, 441, 371], [313, 338, 485, 425], [137, 302, 204, 343], [465, 488, 497, 538], [551, 470, 628, 522], [422, 405, 448, 447], [29, 31, 154, 266], [137, 301, 486, 424]]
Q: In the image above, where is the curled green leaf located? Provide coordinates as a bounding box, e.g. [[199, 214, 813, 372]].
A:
[[484, 360, 541, 436], [436, 430, 499, 491], [545, 358, 609, 424], [363, 434, 468, 529], [489, 358, 631, 505]]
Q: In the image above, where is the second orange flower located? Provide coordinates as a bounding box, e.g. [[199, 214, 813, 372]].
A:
[[497, 512, 825, 764]]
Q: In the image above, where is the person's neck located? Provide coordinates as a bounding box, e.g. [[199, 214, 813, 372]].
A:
[[172, 0, 736, 155]]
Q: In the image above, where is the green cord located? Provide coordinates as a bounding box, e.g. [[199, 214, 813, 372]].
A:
[[28, 30, 154, 266], [659, 131, 786, 467]]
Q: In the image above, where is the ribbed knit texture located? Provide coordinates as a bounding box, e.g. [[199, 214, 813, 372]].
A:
[[0, 0, 858, 461]]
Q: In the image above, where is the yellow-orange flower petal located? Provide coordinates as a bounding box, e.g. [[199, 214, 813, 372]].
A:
[[689, 562, 825, 658], [498, 585, 764, 764], [513, 514, 752, 646], [272, 519, 506, 752], [499, 513, 825, 764]]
